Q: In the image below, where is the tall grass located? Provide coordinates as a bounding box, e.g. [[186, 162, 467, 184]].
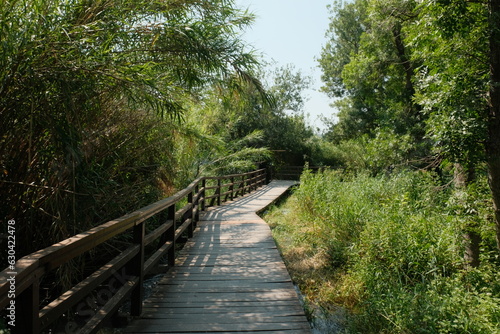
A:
[[265, 169, 500, 333]]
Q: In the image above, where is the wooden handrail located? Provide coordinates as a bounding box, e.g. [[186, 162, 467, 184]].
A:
[[0, 168, 267, 334]]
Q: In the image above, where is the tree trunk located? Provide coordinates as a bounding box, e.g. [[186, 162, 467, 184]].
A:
[[454, 163, 481, 268], [392, 23, 414, 98], [487, 0, 500, 252], [392, 21, 424, 142]]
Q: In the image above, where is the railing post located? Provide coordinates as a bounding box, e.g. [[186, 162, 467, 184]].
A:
[[201, 179, 206, 212], [194, 183, 200, 224], [241, 175, 245, 196], [167, 204, 176, 267], [217, 178, 221, 206], [187, 190, 194, 238], [230, 177, 234, 201], [16, 280, 40, 334], [267, 165, 272, 183], [130, 221, 145, 316]]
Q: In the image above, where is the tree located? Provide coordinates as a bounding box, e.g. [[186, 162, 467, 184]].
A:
[[319, 0, 367, 99], [487, 0, 500, 253], [318, 0, 370, 141], [409, 0, 500, 257], [319, 0, 427, 163], [186, 64, 315, 169]]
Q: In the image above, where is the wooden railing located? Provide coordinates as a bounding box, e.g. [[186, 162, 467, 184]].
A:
[[0, 169, 267, 334]]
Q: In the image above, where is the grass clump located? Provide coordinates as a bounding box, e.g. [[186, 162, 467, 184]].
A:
[[264, 169, 500, 333]]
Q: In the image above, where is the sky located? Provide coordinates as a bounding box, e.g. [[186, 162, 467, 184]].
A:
[[234, 0, 335, 132]]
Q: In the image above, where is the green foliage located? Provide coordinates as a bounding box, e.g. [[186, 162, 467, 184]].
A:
[[408, 0, 489, 168], [186, 64, 316, 168], [265, 169, 500, 333], [319, 0, 368, 99], [305, 136, 342, 167], [269, 64, 313, 114], [314, 0, 500, 329], [318, 0, 491, 174], [0, 317, 8, 333], [319, 0, 424, 144], [319, 130, 414, 173]]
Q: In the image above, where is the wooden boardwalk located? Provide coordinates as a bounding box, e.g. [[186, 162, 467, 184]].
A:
[[124, 181, 311, 334]]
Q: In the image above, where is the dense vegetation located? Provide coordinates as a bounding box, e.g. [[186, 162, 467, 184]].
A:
[[318, 0, 500, 260], [262, 0, 500, 332], [266, 169, 500, 333], [0, 0, 316, 293]]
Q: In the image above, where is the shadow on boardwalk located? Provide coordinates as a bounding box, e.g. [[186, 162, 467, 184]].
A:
[[123, 181, 311, 334]]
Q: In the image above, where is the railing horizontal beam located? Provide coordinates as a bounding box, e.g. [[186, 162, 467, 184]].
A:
[[144, 221, 174, 246], [78, 277, 140, 334], [144, 241, 173, 275], [39, 245, 140, 330]]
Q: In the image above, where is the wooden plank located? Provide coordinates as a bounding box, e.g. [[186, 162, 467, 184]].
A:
[[174, 256, 287, 266], [174, 254, 285, 263], [143, 313, 308, 322], [124, 321, 311, 333], [174, 218, 192, 239], [182, 239, 278, 245], [141, 305, 305, 315], [142, 312, 307, 319], [176, 249, 283, 258], [142, 300, 305, 309], [149, 289, 301, 298], [155, 274, 291, 281], [157, 282, 294, 289], [143, 240, 173, 275], [144, 220, 174, 246], [151, 288, 301, 298], [160, 266, 288, 274], [130, 331, 307, 334], [0, 258, 41, 309]]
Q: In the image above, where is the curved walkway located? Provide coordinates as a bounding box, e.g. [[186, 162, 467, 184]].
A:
[[124, 180, 311, 333]]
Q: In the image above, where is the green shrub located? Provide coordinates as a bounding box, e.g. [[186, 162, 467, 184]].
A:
[[324, 130, 415, 174], [266, 168, 500, 333]]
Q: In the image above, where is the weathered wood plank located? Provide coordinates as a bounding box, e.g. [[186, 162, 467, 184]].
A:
[[145, 290, 301, 302], [125, 322, 311, 333], [136, 314, 309, 322], [158, 281, 293, 288], [159, 267, 289, 275], [143, 300, 304, 308], [175, 251, 285, 261], [135, 332, 307, 334], [141, 305, 305, 316]]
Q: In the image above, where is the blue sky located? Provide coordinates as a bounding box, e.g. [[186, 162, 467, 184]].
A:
[[234, 0, 334, 132]]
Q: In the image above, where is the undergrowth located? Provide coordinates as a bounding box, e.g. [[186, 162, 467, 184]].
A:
[[264, 169, 500, 333]]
